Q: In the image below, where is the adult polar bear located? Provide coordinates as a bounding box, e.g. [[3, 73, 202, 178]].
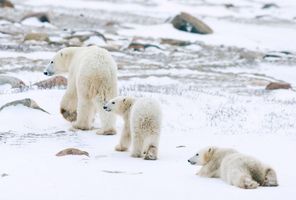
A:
[[44, 46, 118, 134]]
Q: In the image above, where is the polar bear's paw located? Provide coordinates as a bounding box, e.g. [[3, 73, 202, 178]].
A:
[[96, 128, 117, 135], [263, 168, 278, 187], [144, 146, 157, 160], [60, 108, 77, 122], [240, 176, 259, 189], [72, 122, 92, 130], [115, 144, 128, 152], [131, 152, 142, 158]]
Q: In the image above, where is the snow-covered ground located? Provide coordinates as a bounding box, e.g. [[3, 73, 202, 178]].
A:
[[1, 0, 296, 200]]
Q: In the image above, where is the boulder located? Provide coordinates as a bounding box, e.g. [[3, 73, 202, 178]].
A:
[[0, 75, 26, 89], [0, 98, 49, 113], [171, 12, 213, 34], [265, 82, 292, 90], [56, 148, 89, 157], [0, 0, 14, 8], [33, 76, 67, 89]]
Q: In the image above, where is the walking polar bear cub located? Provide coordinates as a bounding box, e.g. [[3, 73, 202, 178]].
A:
[[188, 147, 278, 189], [44, 46, 118, 134], [103, 96, 162, 160]]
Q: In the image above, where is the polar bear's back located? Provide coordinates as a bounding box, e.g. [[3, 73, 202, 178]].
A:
[[130, 98, 162, 135], [220, 152, 267, 184]]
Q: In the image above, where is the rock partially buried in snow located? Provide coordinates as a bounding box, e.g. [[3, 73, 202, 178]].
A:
[[265, 82, 292, 90], [56, 148, 89, 157], [0, 98, 49, 114], [262, 3, 279, 9], [0, 0, 14, 8], [128, 42, 162, 51], [21, 12, 51, 23], [33, 76, 67, 89], [171, 12, 213, 34], [24, 32, 50, 42], [0, 75, 26, 89], [160, 38, 191, 46]]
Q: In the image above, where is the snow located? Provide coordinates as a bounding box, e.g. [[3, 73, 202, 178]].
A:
[[1, 0, 296, 200]]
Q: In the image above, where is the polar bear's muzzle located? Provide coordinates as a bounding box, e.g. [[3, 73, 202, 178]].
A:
[[44, 62, 54, 76], [103, 105, 111, 112]]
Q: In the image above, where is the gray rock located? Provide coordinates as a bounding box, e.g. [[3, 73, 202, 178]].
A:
[[24, 32, 50, 42], [0, 75, 26, 89], [56, 148, 89, 157], [171, 12, 213, 34], [0, 98, 49, 113], [0, 0, 14, 8], [262, 3, 279, 9], [33, 76, 67, 89], [21, 12, 50, 23]]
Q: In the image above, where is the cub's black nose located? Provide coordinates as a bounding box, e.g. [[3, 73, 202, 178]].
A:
[[103, 106, 107, 109], [44, 71, 48, 75], [188, 159, 191, 163]]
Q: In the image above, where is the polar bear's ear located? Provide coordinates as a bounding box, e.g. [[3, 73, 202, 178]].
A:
[[123, 98, 126, 102], [60, 52, 63, 57]]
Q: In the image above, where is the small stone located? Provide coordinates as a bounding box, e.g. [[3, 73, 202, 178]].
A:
[[265, 82, 292, 90], [1, 173, 8, 177], [33, 76, 67, 89], [128, 42, 162, 51], [24, 32, 50, 42], [56, 148, 89, 157], [160, 38, 191, 46], [171, 12, 213, 34], [262, 3, 279, 9], [22, 12, 50, 23]]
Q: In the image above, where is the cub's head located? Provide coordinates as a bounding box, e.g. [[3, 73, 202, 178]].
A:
[[103, 96, 134, 115], [188, 146, 216, 166], [44, 47, 74, 76]]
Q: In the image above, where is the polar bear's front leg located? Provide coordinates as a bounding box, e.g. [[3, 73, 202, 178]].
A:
[[115, 122, 131, 151], [72, 97, 95, 130], [60, 87, 77, 122]]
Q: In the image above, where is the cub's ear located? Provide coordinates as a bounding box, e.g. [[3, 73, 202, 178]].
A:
[[208, 147, 213, 153], [123, 98, 126, 102], [60, 52, 63, 57]]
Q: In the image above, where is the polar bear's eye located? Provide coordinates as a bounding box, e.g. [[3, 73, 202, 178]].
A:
[[50, 61, 53, 64], [112, 102, 115, 104], [196, 153, 199, 156]]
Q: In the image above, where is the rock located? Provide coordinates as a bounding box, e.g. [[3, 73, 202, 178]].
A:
[[128, 42, 162, 51], [262, 3, 279, 9], [0, 0, 14, 8], [21, 12, 50, 23], [171, 12, 213, 34], [224, 4, 235, 8], [1, 173, 8, 177], [33, 76, 67, 89], [0, 75, 26, 89], [265, 82, 292, 90], [56, 148, 89, 157], [24, 32, 50, 42], [0, 98, 49, 113], [160, 38, 191, 46]]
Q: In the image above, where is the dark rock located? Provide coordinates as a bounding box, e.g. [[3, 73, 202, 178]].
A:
[[160, 38, 191, 46], [33, 76, 67, 89], [56, 148, 89, 157], [0, 98, 49, 113], [262, 3, 279, 9], [224, 4, 235, 8], [21, 12, 50, 23], [266, 82, 292, 90], [0, 0, 14, 8], [128, 42, 162, 51], [171, 12, 213, 34], [1, 173, 8, 177], [0, 75, 26, 89]]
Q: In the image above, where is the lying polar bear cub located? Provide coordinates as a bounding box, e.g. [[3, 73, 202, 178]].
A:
[[104, 96, 162, 160], [188, 147, 278, 189]]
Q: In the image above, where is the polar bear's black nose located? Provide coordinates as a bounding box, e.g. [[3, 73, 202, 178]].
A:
[[188, 159, 191, 163], [103, 106, 107, 109], [44, 71, 48, 75]]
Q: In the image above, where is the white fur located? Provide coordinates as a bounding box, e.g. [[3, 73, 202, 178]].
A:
[[188, 147, 278, 189], [45, 46, 118, 134], [104, 96, 162, 160]]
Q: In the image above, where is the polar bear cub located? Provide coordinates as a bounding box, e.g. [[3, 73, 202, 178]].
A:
[[188, 146, 278, 189], [104, 96, 162, 160], [44, 46, 118, 134]]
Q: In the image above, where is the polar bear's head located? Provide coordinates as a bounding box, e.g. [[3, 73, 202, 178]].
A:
[[188, 146, 216, 165], [103, 96, 135, 115], [44, 47, 76, 76]]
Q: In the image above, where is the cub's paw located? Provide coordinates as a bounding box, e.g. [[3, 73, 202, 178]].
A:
[[96, 129, 116, 135], [72, 122, 92, 130], [115, 144, 128, 152]]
